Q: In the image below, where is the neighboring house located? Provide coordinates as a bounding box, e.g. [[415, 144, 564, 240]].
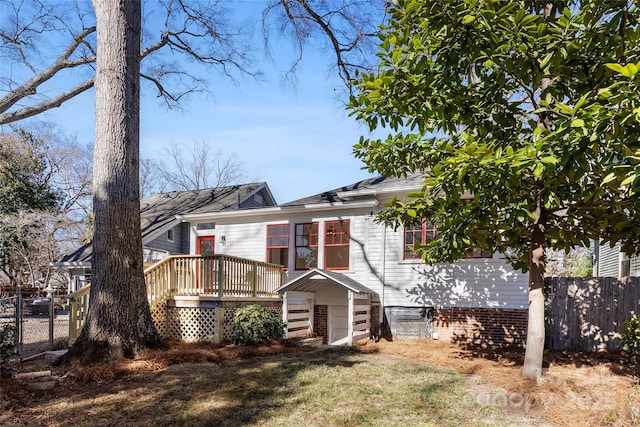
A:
[[56, 175, 530, 346], [53, 182, 277, 292], [593, 241, 640, 277], [173, 174, 529, 346]]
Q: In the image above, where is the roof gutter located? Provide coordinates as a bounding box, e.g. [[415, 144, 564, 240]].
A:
[[336, 185, 423, 199], [50, 261, 91, 268]]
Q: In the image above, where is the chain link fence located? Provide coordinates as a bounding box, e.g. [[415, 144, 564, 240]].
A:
[[0, 292, 69, 361]]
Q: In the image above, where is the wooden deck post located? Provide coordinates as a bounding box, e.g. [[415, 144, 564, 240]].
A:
[[216, 256, 224, 297], [252, 267, 258, 297], [213, 306, 223, 344], [348, 290, 354, 346]]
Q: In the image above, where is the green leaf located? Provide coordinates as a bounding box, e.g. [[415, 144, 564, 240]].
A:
[[605, 63, 626, 74], [462, 15, 475, 24], [602, 172, 617, 185], [621, 175, 635, 187], [532, 126, 543, 142], [539, 52, 554, 69], [533, 162, 544, 178], [571, 119, 585, 128]]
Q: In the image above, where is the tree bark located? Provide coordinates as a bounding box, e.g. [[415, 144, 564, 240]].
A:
[[522, 2, 554, 378], [523, 201, 546, 378], [62, 0, 164, 364]]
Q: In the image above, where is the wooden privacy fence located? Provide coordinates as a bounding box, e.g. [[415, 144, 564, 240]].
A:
[[545, 277, 640, 352]]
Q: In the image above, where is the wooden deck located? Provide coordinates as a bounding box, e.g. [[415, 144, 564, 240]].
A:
[[68, 255, 284, 341]]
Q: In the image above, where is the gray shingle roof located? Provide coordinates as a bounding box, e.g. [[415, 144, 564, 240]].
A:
[[279, 174, 424, 206], [275, 268, 377, 295], [56, 182, 271, 264]]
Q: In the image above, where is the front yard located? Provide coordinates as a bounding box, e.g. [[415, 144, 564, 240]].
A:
[[1, 339, 638, 426]]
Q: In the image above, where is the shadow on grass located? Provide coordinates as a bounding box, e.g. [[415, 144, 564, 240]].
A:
[[449, 341, 640, 378], [4, 343, 554, 427], [23, 346, 375, 426]]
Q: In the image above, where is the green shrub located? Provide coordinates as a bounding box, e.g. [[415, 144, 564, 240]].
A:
[[621, 316, 640, 356], [229, 305, 285, 346], [0, 324, 16, 377]]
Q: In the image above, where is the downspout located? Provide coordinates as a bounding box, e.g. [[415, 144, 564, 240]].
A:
[[379, 222, 386, 340]]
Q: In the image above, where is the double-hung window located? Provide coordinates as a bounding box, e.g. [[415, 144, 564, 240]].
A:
[[295, 222, 319, 270], [404, 220, 437, 260], [467, 247, 492, 259], [404, 220, 491, 259], [266, 224, 289, 269], [324, 220, 350, 270]]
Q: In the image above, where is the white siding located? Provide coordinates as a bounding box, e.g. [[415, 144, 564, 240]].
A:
[[631, 256, 640, 277], [191, 205, 529, 310], [598, 242, 621, 277], [374, 222, 528, 310]]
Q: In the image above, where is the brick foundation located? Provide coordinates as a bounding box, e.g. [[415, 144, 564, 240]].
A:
[[314, 305, 328, 343], [432, 307, 527, 348]]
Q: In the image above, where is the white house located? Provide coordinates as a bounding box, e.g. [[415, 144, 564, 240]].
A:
[[57, 175, 530, 347], [174, 174, 530, 346]]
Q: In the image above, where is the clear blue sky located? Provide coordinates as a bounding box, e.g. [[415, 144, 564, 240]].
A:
[[33, 2, 379, 204]]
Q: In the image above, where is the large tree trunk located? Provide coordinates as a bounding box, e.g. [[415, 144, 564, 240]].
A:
[[62, 0, 164, 364], [522, 202, 546, 378]]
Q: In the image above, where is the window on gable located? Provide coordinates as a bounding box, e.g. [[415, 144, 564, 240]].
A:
[[167, 228, 174, 242], [325, 220, 350, 270], [267, 224, 289, 270], [404, 220, 437, 260], [295, 222, 318, 270]]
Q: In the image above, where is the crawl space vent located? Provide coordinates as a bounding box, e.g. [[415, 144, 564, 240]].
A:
[[385, 306, 434, 339]]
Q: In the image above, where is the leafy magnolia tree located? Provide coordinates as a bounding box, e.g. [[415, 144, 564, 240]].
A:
[[349, 0, 640, 377]]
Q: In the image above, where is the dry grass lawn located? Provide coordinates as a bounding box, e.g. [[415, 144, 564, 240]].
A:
[[1, 338, 639, 426], [358, 339, 640, 427]]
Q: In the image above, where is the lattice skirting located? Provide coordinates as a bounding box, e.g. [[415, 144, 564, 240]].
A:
[[166, 307, 218, 342], [163, 300, 283, 344], [150, 301, 167, 337]]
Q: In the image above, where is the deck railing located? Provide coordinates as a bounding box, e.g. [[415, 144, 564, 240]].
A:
[[143, 254, 284, 297], [68, 284, 91, 342], [69, 254, 285, 341]]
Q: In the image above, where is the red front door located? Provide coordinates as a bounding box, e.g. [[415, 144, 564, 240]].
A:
[[196, 236, 215, 291], [197, 236, 215, 256]]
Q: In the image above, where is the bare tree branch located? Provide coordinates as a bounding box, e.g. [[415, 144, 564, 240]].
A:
[[148, 140, 249, 193], [1, 1, 382, 125], [0, 78, 94, 124], [0, 26, 96, 114], [263, 0, 384, 90], [1, 0, 259, 125]]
